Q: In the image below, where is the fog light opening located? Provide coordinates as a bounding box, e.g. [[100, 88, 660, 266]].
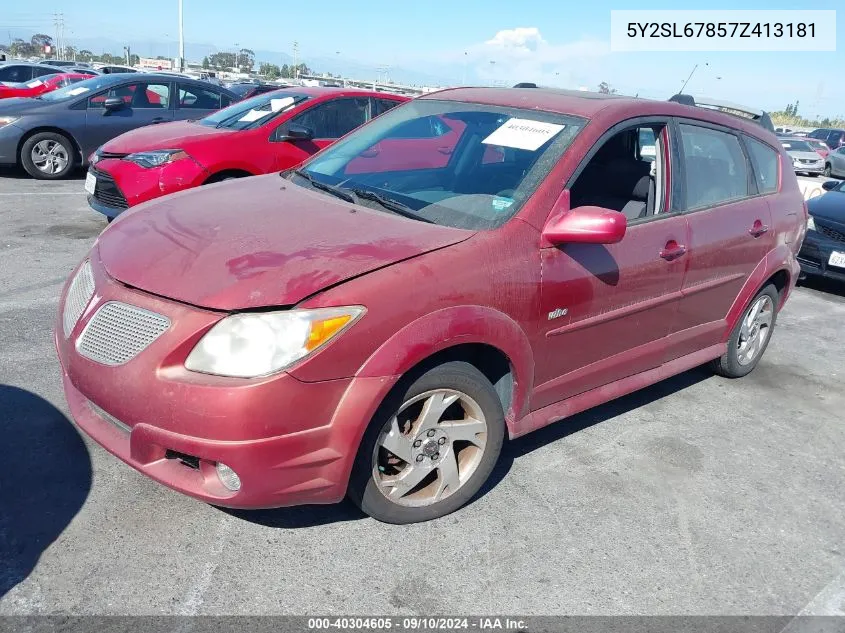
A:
[[216, 462, 241, 492]]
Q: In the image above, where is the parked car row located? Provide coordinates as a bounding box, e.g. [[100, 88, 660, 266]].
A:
[[52, 85, 812, 523]]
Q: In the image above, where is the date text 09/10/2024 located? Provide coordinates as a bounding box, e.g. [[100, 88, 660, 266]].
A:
[[306, 617, 529, 631]]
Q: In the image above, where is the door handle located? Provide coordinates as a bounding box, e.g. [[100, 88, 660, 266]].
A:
[[749, 222, 769, 238], [437, 146, 453, 155], [659, 243, 687, 261]]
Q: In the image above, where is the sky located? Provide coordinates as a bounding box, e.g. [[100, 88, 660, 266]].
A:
[[3, 0, 844, 118]]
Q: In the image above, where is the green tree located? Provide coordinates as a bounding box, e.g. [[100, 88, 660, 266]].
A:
[[129, 54, 140, 66], [597, 81, 616, 94], [30, 33, 53, 55], [209, 51, 236, 69], [259, 62, 281, 79], [10, 38, 36, 57], [793, 100, 800, 117], [78, 49, 94, 61], [202, 56, 210, 69], [238, 48, 255, 72]]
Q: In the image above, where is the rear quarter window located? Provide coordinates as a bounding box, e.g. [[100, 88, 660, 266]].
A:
[[745, 137, 779, 194]]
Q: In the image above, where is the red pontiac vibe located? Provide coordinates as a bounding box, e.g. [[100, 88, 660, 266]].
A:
[[86, 87, 408, 220], [57, 88, 806, 524], [0, 72, 90, 100]]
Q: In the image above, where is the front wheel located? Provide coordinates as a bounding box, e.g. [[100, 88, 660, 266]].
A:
[[348, 361, 505, 524], [823, 164, 832, 177], [710, 284, 779, 378], [21, 132, 75, 179]]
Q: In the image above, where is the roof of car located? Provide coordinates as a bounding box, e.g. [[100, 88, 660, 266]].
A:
[[264, 86, 406, 99], [423, 87, 777, 140]]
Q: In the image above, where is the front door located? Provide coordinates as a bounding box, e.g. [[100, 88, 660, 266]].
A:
[[83, 81, 174, 156], [533, 121, 689, 410], [270, 97, 371, 171]]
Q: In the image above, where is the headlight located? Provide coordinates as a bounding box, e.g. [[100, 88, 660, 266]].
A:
[[807, 215, 816, 231], [0, 116, 18, 128], [185, 306, 364, 378], [125, 149, 189, 168]]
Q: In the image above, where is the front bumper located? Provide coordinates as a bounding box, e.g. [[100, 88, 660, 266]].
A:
[[87, 157, 209, 219], [798, 229, 845, 283], [793, 163, 824, 175], [55, 255, 395, 508], [0, 122, 25, 165]]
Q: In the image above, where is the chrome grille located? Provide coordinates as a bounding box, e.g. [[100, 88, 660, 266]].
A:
[[77, 302, 170, 366], [62, 261, 95, 337]]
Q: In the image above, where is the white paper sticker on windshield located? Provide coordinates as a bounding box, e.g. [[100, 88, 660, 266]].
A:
[[482, 118, 565, 151], [270, 97, 294, 112], [238, 109, 269, 123], [66, 86, 90, 96], [27, 80, 43, 88]]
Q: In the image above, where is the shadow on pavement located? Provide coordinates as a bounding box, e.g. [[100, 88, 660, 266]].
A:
[[0, 385, 92, 598], [227, 366, 712, 528], [797, 274, 845, 300]]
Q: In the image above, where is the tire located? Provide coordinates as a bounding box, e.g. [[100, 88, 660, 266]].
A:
[[823, 164, 832, 177], [20, 131, 76, 179], [807, 173, 818, 178], [710, 284, 779, 378], [348, 361, 505, 524]]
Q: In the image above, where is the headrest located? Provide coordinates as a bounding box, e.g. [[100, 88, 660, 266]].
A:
[[632, 175, 651, 200]]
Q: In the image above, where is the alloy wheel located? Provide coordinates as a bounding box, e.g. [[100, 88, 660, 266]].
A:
[[372, 389, 488, 507], [737, 295, 774, 366], [31, 140, 69, 175]]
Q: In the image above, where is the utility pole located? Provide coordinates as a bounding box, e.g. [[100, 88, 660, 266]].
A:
[[293, 41, 299, 80], [178, 0, 185, 72]]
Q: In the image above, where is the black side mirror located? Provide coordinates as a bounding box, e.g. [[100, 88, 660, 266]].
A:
[[103, 97, 125, 112], [822, 180, 839, 191], [281, 123, 314, 141]]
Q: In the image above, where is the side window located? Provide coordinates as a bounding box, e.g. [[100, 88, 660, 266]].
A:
[[291, 98, 370, 139], [89, 83, 170, 109], [745, 137, 779, 194], [827, 131, 842, 147], [33, 66, 57, 78], [679, 124, 749, 210], [0, 66, 27, 82], [221, 95, 233, 108], [569, 123, 668, 220], [375, 98, 401, 116], [177, 84, 222, 110]]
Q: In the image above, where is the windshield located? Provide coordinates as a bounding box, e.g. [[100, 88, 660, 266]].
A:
[[199, 90, 310, 130], [38, 75, 120, 101], [292, 99, 584, 230], [781, 139, 813, 152]]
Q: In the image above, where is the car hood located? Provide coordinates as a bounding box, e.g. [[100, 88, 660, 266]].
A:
[[808, 191, 845, 223], [787, 151, 822, 161], [101, 120, 236, 155], [0, 97, 55, 113], [97, 174, 474, 310]]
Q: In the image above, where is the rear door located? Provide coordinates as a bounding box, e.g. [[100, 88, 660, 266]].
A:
[[666, 120, 774, 361], [175, 82, 226, 120], [269, 96, 371, 170], [83, 81, 174, 155]]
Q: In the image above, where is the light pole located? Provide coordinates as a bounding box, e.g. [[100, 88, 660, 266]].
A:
[[178, 0, 184, 71], [462, 51, 467, 86], [234, 42, 239, 72]]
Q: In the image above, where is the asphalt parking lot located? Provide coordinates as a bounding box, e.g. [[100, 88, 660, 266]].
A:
[[1, 168, 844, 616]]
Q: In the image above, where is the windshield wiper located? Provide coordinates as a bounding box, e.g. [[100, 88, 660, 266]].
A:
[[292, 169, 357, 204], [350, 189, 433, 223]]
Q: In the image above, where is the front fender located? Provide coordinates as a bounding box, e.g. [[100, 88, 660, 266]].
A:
[[356, 305, 535, 430]]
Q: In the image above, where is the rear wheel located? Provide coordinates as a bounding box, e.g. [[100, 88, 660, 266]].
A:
[[710, 284, 778, 378], [21, 132, 76, 179], [348, 361, 505, 524]]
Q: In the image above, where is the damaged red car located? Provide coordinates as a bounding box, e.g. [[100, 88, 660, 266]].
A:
[[57, 88, 805, 523]]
